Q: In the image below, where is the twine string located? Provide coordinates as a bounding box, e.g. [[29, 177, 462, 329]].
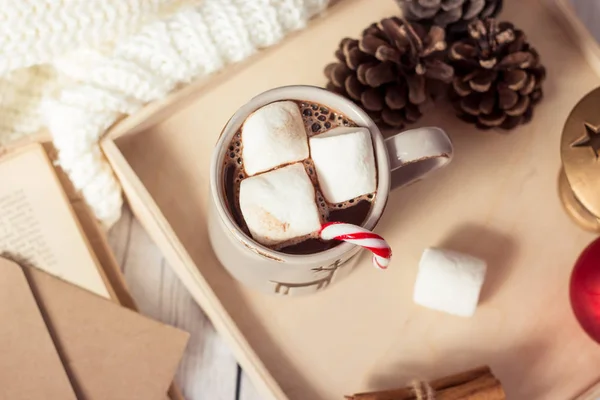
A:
[[410, 380, 436, 400]]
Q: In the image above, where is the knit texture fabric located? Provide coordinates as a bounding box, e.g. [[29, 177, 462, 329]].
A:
[[1, 0, 330, 227], [0, 0, 189, 145]]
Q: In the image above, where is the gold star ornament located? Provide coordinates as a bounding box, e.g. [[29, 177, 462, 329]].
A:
[[560, 87, 600, 232], [571, 122, 600, 159]]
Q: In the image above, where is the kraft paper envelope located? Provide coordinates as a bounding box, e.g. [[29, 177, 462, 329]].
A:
[[0, 257, 189, 400]]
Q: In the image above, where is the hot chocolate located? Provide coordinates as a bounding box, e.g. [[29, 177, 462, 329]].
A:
[[222, 100, 377, 255]]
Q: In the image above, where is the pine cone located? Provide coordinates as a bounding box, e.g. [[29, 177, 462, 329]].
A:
[[397, 0, 503, 38], [324, 18, 453, 128], [448, 19, 546, 130]]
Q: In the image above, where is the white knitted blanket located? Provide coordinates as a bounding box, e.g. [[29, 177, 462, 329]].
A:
[[1, 0, 329, 227]]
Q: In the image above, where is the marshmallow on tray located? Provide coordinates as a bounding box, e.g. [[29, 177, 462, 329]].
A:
[[242, 101, 309, 176], [309, 126, 376, 204], [413, 248, 487, 317], [239, 163, 321, 246]]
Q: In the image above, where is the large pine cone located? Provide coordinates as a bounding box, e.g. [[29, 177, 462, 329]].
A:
[[397, 0, 503, 38], [324, 18, 453, 128], [448, 19, 546, 130]]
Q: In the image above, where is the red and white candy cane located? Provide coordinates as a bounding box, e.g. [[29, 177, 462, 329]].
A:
[[319, 222, 392, 270]]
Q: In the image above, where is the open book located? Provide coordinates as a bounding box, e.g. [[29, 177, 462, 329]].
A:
[[0, 144, 109, 298]]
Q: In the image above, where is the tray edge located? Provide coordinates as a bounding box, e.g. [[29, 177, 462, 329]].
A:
[[101, 138, 289, 400], [551, 0, 600, 77]]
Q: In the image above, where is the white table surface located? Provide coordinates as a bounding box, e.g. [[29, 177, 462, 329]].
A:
[[108, 205, 264, 400]]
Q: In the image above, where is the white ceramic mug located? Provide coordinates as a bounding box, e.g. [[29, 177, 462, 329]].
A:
[[208, 85, 453, 295]]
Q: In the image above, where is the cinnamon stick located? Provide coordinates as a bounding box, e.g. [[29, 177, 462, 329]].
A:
[[346, 366, 505, 400], [437, 374, 505, 400], [345, 387, 414, 400], [430, 366, 492, 391]]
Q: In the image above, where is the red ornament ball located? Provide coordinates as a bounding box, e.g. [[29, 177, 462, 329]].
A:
[[571, 237, 600, 343]]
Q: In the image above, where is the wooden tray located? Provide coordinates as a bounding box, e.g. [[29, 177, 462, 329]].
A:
[[101, 0, 600, 398]]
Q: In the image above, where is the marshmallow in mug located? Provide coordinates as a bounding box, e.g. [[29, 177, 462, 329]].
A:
[[239, 163, 321, 246], [310, 127, 377, 204], [241, 101, 309, 176], [413, 248, 487, 317]]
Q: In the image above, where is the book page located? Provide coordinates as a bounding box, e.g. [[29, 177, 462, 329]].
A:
[[0, 145, 109, 298]]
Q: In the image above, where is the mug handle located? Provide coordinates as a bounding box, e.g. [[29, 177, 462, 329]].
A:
[[384, 127, 453, 190]]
